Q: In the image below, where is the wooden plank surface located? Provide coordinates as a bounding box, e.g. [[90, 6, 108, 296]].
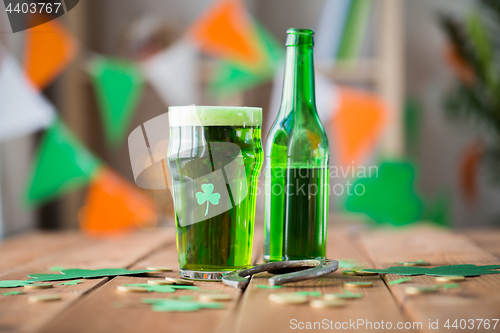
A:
[[460, 229, 500, 259], [0, 229, 174, 332], [360, 225, 500, 332], [1, 225, 500, 333], [40, 233, 243, 333], [234, 225, 412, 333], [0, 232, 80, 274]]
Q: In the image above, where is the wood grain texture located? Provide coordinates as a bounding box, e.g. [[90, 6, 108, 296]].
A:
[[0, 229, 174, 332], [40, 237, 242, 333], [0, 232, 80, 274], [460, 229, 500, 259], [360, 225, 500, 332], [234, 226, 412, 333]]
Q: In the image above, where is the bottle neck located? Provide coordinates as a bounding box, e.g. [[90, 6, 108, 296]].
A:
[[280, 45, 316, 114]]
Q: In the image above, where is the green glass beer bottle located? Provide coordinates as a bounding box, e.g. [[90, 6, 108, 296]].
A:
[[264, 28, 329, 262]]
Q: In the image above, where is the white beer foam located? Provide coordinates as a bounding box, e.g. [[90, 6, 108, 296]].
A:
[[169, 105, 262, 127]]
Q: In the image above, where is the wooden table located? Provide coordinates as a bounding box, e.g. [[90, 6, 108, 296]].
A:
[[1, 223, 500, 333]]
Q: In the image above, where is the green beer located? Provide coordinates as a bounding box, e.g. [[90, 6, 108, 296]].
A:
[[264, 29, 329, 262], [168, 106, 263, 280]]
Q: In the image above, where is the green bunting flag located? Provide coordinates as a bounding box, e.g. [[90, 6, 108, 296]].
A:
[[90, 58, 144, 146], [345, 162, 423, 226], [404, 98, 422, 157], [208, 21, 284, 97], [23, 120, 101, 207]]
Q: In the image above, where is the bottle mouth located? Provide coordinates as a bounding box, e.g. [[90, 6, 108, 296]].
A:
[[287, 28, 314, 35], [286, 28, 314, 47]]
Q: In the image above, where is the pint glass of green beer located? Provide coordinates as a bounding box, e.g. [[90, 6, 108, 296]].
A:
[[167, 106, 263, 280]]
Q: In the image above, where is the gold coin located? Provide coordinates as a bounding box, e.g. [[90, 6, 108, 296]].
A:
[[310, 299, 346, 308], [199, 294, 232, 302], [324, 293, 363, 300], [28, 294, 61, 303], [344, 281, 373, 288], [116, 285, 148, 293], [268, 292, 308, 304], [24, 283, 53, 290], [435, 276, 465, 282], [405, 285, 438, 295], [403, 261, 430, 266], [147, 280, 174, 285], [147, 267, 173, 272], [164, 277, 194, 285]]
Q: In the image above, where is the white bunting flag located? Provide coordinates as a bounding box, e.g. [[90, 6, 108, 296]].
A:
[[141, 39, 199, 107], [0, 48, 56, 143]]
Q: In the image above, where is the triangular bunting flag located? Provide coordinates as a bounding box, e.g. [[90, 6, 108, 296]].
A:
[[330, 87, 387, 166], [23, 120, 101, 207], [459, 140, 483, 204], [188, 0, 263, 67], [208, 21, 284, 97], [23, 17, 77, 89], [141, 39, 199, 106], [0, 49, 55, 142], [90, 58, 144, 146], [80, 167, 157, 235]]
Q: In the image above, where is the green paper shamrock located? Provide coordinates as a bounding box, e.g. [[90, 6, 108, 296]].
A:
[[0, 280, 34, 288], [58, 280, 82, 286], [388, 277, 412, 285], [256, 285, 282, 289], [28, 268, 151, 282], [345, 162, 423, 225], [337, 259, 367, 269], [441, 283, 460, 289], [363, 264, 500, 277], [196, 183, 220, 216], [2, 291, 24, 296], [142, 298, 223, 312], [50, 266, 66, 271], [294, 291, 322, 297], [124, 284, 200, 293]]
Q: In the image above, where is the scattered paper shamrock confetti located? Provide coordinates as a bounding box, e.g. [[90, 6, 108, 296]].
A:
[[337, 259, 367, 269], [294, 291, 322, 297], [1, 291, 24, 296], [58, 280, 82, 286], [326, 288, 364, 299], [388, 277, 412, 285], [441, 283, 460, 289], [397, 260, 429, 266], [28, 268, 151, 281], [363, 264, 500, 277], [0, 280, 34, 288], [124, 284, 200, 293], [142, 298, 224, 312], [49, 266, 66, 271], [256, 285, 282, 289]]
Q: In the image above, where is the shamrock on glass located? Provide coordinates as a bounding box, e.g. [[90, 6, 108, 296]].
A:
[[196, 183, 221, 216]]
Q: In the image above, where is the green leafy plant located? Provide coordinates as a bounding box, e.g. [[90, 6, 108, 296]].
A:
[[439, 0, 500, 178]]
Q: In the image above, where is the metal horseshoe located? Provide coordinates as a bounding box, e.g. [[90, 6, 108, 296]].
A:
[[222, 259, 339, 289]]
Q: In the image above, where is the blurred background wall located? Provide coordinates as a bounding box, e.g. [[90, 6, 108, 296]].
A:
[[1, 0, 499, 239]]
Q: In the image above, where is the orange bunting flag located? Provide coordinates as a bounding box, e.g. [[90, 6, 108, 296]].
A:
[[330, 87, 387, 167], [80, 168, 157, 236], [459, 140, 483, 205], [24, 17, 77, 89], [188, 0, 263, 67]]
